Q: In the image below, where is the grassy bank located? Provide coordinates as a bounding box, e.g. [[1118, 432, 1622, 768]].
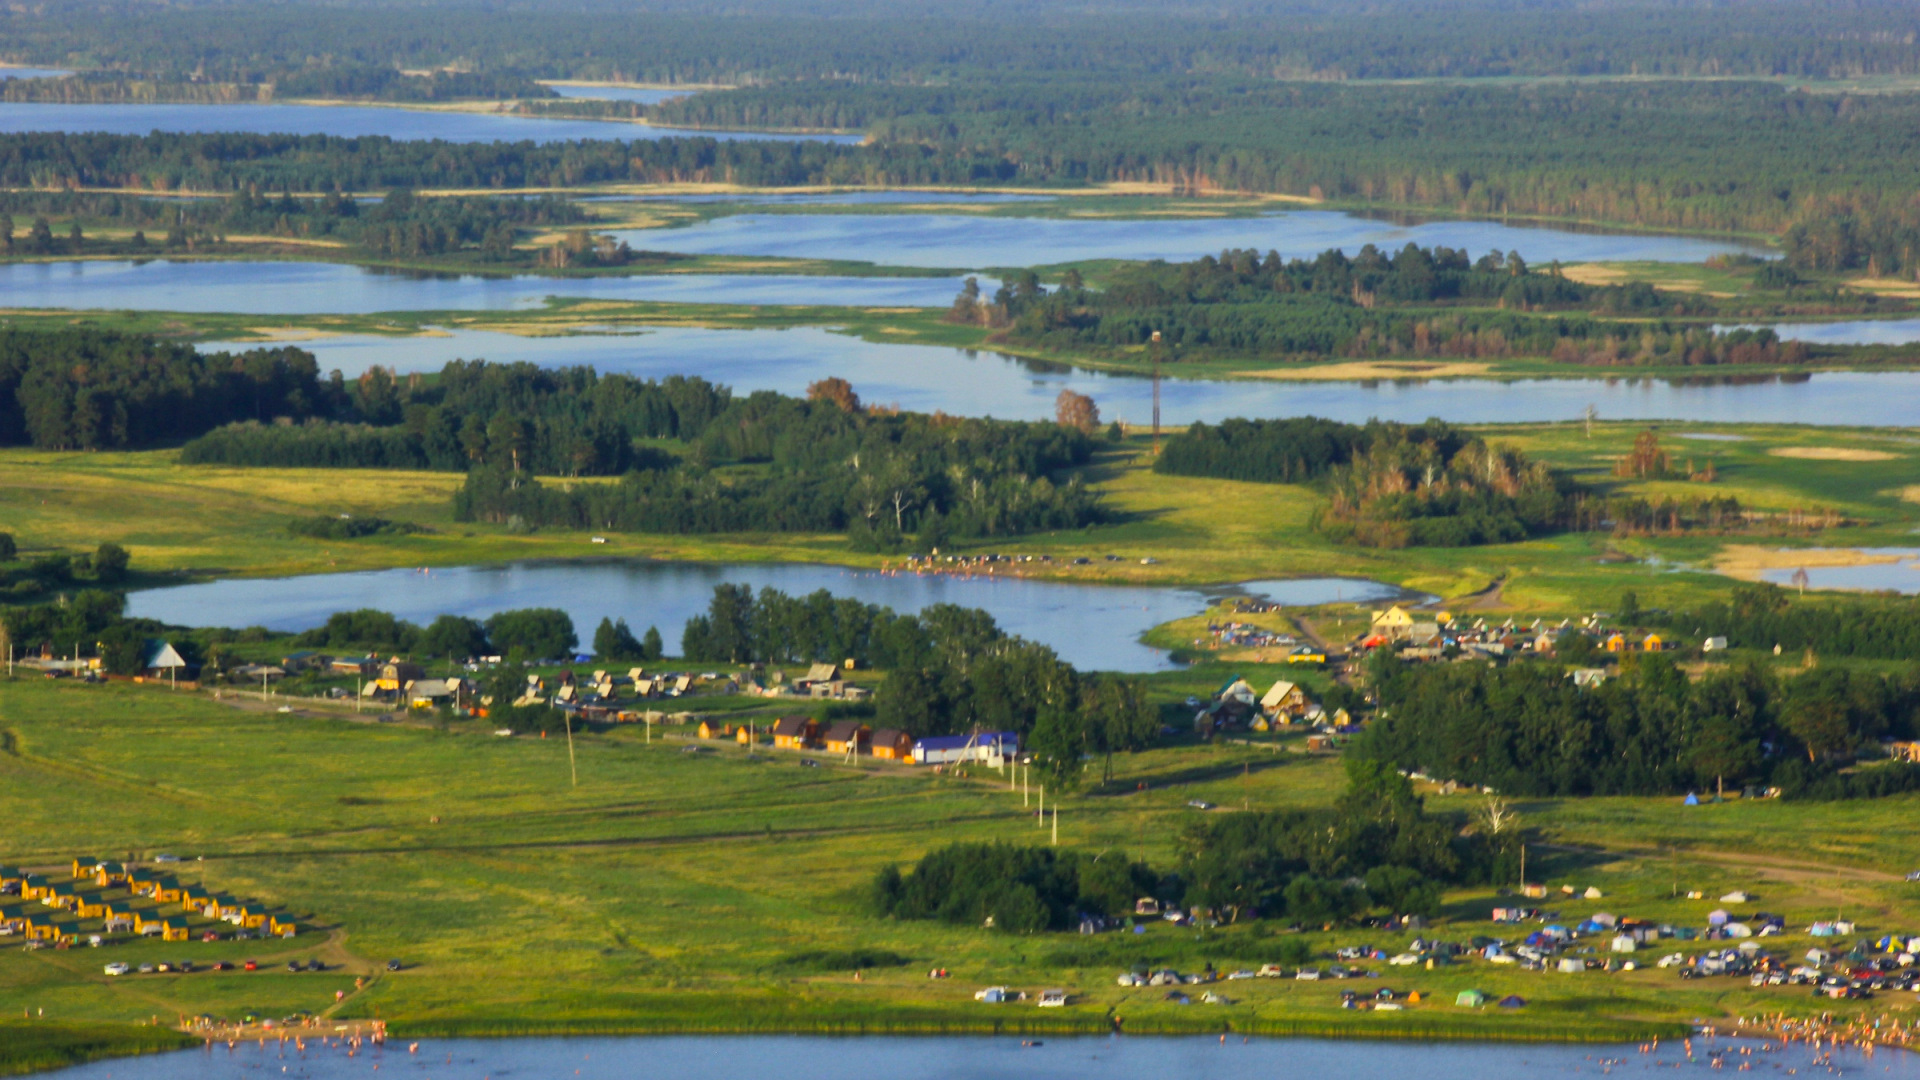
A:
[[0, 1021, 195, 1077]]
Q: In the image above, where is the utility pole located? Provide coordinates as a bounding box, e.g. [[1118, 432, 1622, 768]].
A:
[[1150, 331, 1163, 452], [1051, 804, 1058, 846], [1038, 784, 1045, 827], [564, 711, 578, 787]]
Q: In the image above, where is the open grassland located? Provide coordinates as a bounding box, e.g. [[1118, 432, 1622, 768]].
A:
[[4, 678, 1918, 1043], [7, 420, 1920, 616], [0, 1020, 194, 1076]]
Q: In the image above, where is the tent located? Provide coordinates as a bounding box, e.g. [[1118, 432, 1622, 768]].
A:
[[1455, 990, 1487, 1007], [1725, 922, 1753, 938], [1707, 909, 1730, 926], [1498, 995, 1527, 1009]]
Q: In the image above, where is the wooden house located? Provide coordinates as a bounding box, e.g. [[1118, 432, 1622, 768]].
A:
[[821, 721, 871, 755], [70, 857, 99, 878], [101, 900, 136, 932], [1642, 634, 1664, 652], [159, 918, 190, 942], [180, 886, 212, 913], [23, 914, 74, 942], [0, 906, 24, 933], [697, 719, 734, 740], [269, 915, 298, 938], [236, 904, 271, 930], [92, 862, 126, 887], [0, 867, 20, 890], [1370, 606, 1416, 640], [1259, 679, 1309, 720], [375, 659, 425, 692], [45, 882, 79, 908], [133, 910, 169, 935], [150, 878, 184, 903], [73, 894, 109, 919], [770, 716, 818, 750], [126, 869, 159, 894], [19, 875, 50, 901], [870, 728, 913, 761], [1604, 633, 1627, 653]]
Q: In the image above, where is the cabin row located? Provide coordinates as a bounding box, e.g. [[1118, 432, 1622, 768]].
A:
[[0, 860, 295, 945], [691, 718, 1020, 765]]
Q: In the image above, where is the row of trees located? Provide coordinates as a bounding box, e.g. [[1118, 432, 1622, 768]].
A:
[[1358, 650, 1920, 797], [291, 607, 578, 661], [1654, 583, 1920, 663]]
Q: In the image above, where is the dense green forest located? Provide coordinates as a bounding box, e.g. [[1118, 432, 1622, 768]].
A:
[[0, 68, 553, 104], [978, 246, 1817, 366], [1357, 650, 1920, 799], [10, 1, 1920, 84]]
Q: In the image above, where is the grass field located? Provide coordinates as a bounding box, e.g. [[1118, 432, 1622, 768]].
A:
[[5, 675, 1918, 1047]]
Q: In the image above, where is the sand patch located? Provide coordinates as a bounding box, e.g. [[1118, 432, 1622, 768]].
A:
[[1845, 276, 1920, 298], [241, 327, 341, 343], [1768, 447, 1898, 462], [1715, 544, 1908, 581], [1237, 360, 1494, 381]]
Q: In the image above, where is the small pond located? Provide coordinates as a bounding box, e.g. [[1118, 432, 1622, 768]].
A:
[[126, 562, 1403, 672]]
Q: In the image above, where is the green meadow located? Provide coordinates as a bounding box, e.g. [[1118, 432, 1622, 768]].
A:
[[4, 675, 1916, 1045]]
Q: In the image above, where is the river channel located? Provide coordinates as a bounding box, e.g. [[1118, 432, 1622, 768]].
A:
[[0, 102, 861, 143], [125, 562, 1403, 672], [35, 1033, 1897, 1080], [202, 325, 1920, 428]]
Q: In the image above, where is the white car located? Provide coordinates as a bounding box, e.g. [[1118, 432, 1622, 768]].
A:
[[1037, 989, 1068, 1007], [103, 962, 130, 976], [152, 853, 181, 864]]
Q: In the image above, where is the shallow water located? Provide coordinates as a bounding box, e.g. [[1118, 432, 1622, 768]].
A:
[[1723, 316, 1920, 346], [545, 84, 690, 105], [0, 66, 71, 79], [614, 209, 1770, 268], [0, 102, 861, 143], [39, 1032, 1900, 1080], [1757, 549, 1920, 594], [125, 562, 1400, 672], [0, 260, 965, 313], [203, 324, 1920, 427], [595, 190, 1054, 205]]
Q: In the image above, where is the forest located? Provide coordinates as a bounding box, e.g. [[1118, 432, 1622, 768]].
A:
[[0, 67, 553, 104], [1652, 583, 1920, 663], [1357, 650, 1920, 799], [978, 247, 1814, 368]]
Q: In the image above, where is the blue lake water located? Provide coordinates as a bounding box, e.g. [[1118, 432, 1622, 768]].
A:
[[594, 190, 1054, 204], [202, 324, 1920, 428], [615, 209, 1770, 268], [0, 103, 861, 143], [0, 260, 964, 312], [1757, 549, 1920, 594], [1723, 316, 1920, 346], [126, 562, 1402, 672], [0, 67, 71, 79], [545, 84, 690, 105], [35, 1033, 1890, 1080]]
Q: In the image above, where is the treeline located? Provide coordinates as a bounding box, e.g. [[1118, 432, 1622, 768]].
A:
[[12, 2, 1920, 84], [0, 68, 553, 104], [183, 362, 732, 475], [872, 843, 1165, 932], [1358, 652, 1920, 798], [0, 328, 328, 451], [1654, 583, 1920, 663], [682, 584, 1157, 782], [0, 188, 583, 263], [291, 606, 578, 661], [982, 247, 1813, 368], [449, 383, 1103, 548], [0, 538, 128, 602]]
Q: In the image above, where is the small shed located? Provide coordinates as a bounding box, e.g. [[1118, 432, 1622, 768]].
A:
[[697, 719, 733, 740]]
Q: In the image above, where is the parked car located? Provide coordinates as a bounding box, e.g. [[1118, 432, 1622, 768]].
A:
[[1186, 799, 1215, 810], [211, 961, 232, 971], [243, 960, 258, 971], [386, 959, 403, 972], [306, 959, 324, 972], [137, 963, 156, 974], [1037, 989, 1069, 1007], [103, 962, 130, 976]]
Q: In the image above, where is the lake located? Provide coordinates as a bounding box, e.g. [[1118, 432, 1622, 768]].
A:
[[203, 324, 1920, 428], [614, 209, 1770, 268], [592, 190, 1054, 204], [545, 84, 691, 105], [0, 260, 965, 312], [1723, 316, 1920, 346], [35, 1033, 1887, 1080], [125, 562, 1402, 672], [0, 66, 71, 80], [1756, 549, 1920, 594], [0, 103, 862, 144]]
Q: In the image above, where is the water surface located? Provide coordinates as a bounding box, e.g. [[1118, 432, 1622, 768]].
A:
[[0, 102, 861, 143], [0, 260, 963, 312], [616, 209, 1769, 268], [1756, 549, 1920, 594], [545, 84, 690, 105], [1724, 316, 1920, 346], [204, 324, 1920, 428], [0, 67, 71, 80], [39, 1033, 1892, 1080], [126, 562, 1400, 672]]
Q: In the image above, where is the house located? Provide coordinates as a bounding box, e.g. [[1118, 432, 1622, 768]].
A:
[[23, 914, 74, 942], [19, 875, 49, 901], [73, 894, 109, 919], [1642, 634, 1664, 652], [101, 899, 137, 926], [269, 915, 297, 938], [45, 882, 79, 908], [1604, 633, 1627, 653], [1409, 622, 1442, 647], [71, 857, 99, 878], [870, 728, 913, 761], [1215, 677, 1258, 707], [331, 656, 377, 676], [770, 716, 819, 750], [0, 867, 20, 889], [180, 886, 211, 912], [821, 721, 871, 755], [801, 662, 840, 686], [1286, 645, 1327, 665], [406, 678, 462, 708], [1259, 679, 1309, 720], [375, 659, 425, 692], [235, 904, 270, 929], [1703, 636, 1729, 652], [133, 910, 172, 935], [697, 719, 733, 740], [0, 906, 23, 933], [150, 878, 183, 903], [92, 862, 126, 887], [280, 651, 328, 672], [912, 731, 1018, 766], [1371, 606, 1416, 640], [158, 918, 190, 942], [1570, 668, 1608, 688]]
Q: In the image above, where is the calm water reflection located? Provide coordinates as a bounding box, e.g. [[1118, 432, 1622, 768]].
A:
[[202, 324, 1920, 428], [0, 260, 964, 312], [545, 84, 690, 105], [616, 209, 1769, 268], [0, 103, 861, 143], [126, 562, 1401, 672], [39, 1033, 1895, 1080], [1757, 549, 1920, 594]]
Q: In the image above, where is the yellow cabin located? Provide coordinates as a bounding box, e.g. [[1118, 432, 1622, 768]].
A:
[[1605, 633, 1627, 653], [1642, 634, 1664, 652], [697, 719, 733, 740], [73, 894, 108, 918], [270, 915, 297, 937], [70, 857, 99, 878], [159, 918, 190, 942], [23, 915, 72, 942], [237, 905, 270, 929], [151, 879, 184, 903], [19, 876, 50, 901]]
